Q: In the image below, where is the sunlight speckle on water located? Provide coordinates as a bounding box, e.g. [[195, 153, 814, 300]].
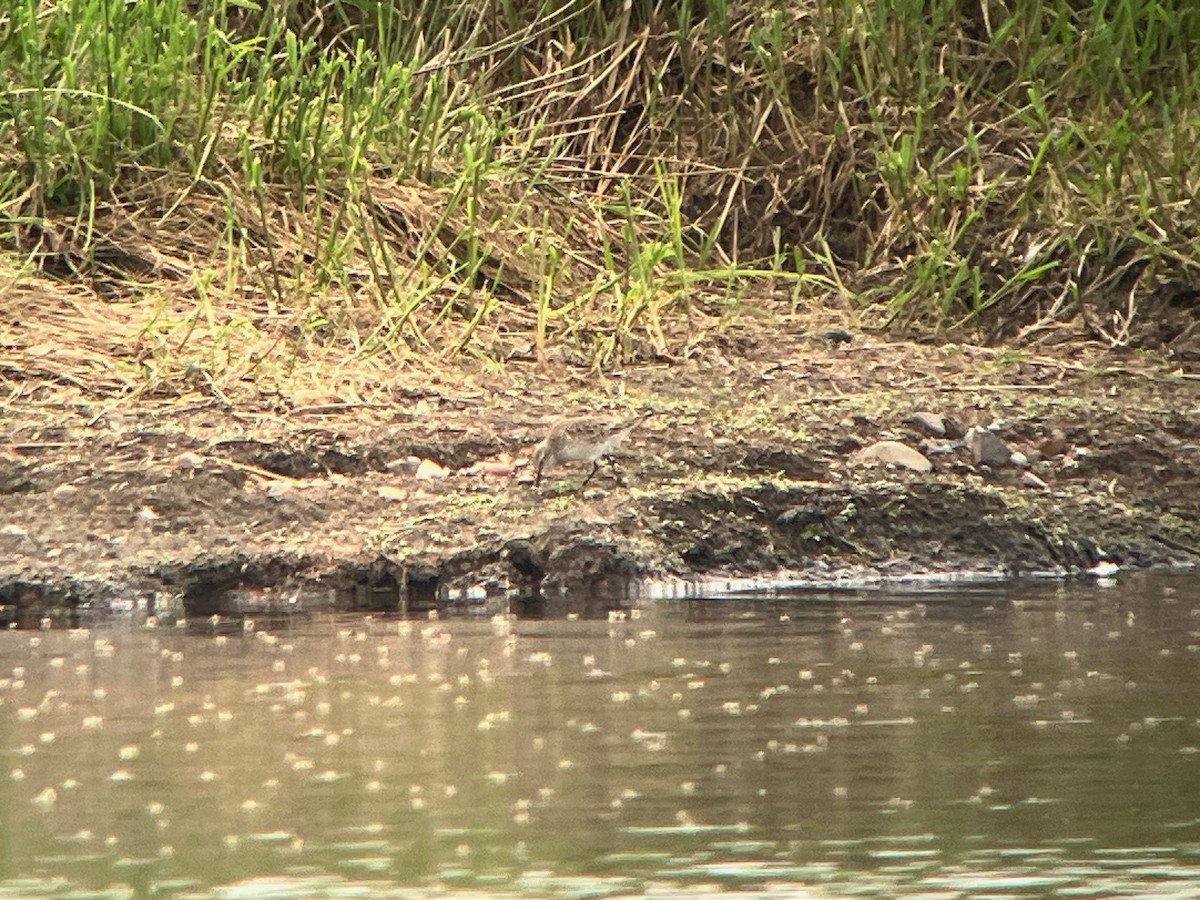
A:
[[0, 570, 1198, 896]]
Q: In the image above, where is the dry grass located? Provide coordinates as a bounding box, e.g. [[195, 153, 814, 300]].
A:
[[3, 0, 1199, 406]]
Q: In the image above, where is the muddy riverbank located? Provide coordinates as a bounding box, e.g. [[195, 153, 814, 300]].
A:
[[4, 326, 1200, 623]]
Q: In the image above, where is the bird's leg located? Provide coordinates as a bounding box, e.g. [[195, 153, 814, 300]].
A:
[[610, 459, 626, 487], [534, 463, 544, 486], [580, 460, 599, 488]]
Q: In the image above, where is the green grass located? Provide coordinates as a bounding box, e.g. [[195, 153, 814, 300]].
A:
[[2, 0, 1199, 376]]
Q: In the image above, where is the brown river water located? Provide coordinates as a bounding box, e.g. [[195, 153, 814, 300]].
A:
[[1, 570, 1198, 897]]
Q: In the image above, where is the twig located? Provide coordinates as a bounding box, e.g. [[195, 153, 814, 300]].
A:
[[1150, 532, 1200, 558], [938, 384, 1059, 392], [292, 402, 391, 416], [201, 455, 306, 483]]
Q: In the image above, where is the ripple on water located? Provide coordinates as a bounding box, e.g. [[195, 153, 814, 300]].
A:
[[0, 573, 1198, 897]]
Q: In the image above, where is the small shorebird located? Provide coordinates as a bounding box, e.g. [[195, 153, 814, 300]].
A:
[[531, 412, 654, 487]]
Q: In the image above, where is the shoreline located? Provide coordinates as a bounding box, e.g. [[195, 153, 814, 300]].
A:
[[4, 331, 1199, 624]]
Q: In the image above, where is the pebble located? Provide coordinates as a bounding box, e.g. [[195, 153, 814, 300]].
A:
[[414, 459, 450, 481], [909, 412, 947, 437], [264, 481, 293, 500], [967, 427, 1015, 467], [1021, 472, 1049, 490], [385, 456, 422, 475], [910, 412, 964, 439], [776, 507, 824, 528], [854, 441, 932, 473], [1040, 429, 1068, 457], [1087, 559, 1120, 578], [176, 452, 205, 470]]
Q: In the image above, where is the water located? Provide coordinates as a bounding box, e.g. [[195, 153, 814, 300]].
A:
[[1, 571, 1199, 897]]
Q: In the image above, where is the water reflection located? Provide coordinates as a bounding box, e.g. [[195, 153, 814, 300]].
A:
[[0, 571, 1197, 896]]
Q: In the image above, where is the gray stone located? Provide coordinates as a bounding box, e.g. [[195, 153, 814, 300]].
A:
[[776, 507, 825, 528], [909, 412, 947, 437], [967, 427, 1014, 467], [920, 440, 958, 456]]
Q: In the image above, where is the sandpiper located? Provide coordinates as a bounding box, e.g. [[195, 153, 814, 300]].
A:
[[530, 411, 654, 487]]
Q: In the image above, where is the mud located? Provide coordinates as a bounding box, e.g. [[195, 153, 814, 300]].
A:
[[3, 329, 1199, 623]]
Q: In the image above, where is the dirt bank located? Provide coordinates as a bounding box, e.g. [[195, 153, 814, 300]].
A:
[[3, 324, 1199, 624]]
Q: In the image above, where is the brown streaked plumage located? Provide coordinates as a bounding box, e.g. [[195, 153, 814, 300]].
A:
[[531, 412, 654, 487]]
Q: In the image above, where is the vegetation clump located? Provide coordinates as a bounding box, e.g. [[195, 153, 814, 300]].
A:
[[3, 0, 1198, 382]]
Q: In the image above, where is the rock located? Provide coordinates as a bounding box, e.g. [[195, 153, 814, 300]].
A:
[[414, 459, 450, 480], [807, 328, 855, 344], [919, 440, 958, 457], [385, 455, 422, 475], [1040, 428, 1068, 458], [1061, 535, 1106, 569], [908, 413, 965, 439], [176, 452, 205, 471], [1010, 450, 1029, 467], [909, 412, 947, 437], [263, 480, 293, 500], [854, 440, 932, 473], [776, 507, 824, 528], [1020, 471, 1049, 490], [504, 540, 545, 580], [967, 427, 1014, 467], [479, 461, 516, 477], [1087, 559, 1120, 578], [464, 456, 517, 477]]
